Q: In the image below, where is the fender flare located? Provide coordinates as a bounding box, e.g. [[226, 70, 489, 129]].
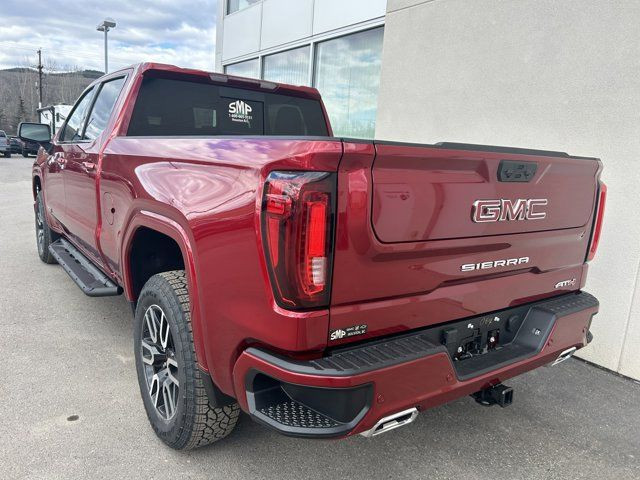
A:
[[121, 209, 209, 372]]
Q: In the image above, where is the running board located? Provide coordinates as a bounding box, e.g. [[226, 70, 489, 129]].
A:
[[49, 239, 121, 297]]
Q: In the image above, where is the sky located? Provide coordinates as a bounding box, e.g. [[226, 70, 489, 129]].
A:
[[0, 0, 218, 72]]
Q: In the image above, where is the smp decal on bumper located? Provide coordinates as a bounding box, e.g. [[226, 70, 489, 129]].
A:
[[330, 324, 367, 341]]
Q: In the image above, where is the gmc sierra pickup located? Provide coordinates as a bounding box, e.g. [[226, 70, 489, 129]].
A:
[[20, 63, 606, 449]]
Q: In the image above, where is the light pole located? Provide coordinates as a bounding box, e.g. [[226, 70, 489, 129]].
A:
[[97, 18, 116, 74]]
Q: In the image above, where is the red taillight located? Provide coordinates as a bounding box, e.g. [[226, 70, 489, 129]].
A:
[[261, 171, 336, 309], [587, 181, 607, 261], [301, 196, 328, 294]]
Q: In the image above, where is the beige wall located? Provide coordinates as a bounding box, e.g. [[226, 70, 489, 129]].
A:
[[376, 0, 640, 379]]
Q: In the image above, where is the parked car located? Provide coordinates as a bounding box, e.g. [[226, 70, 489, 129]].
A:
[[9, 136, 22, 153], [21, 138, 39, 157], [0, 130, 11, 157], [20, 63, 606, 450]]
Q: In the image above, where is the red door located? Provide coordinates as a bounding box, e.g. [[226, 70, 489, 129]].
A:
[[63, 142, 101, 259], [63, 76, 127, 264], [45, 86, 96, 231], [42, 149, 67, 228]]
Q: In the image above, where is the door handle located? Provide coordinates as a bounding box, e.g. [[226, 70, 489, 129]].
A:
[[82, 161, 96, 171]]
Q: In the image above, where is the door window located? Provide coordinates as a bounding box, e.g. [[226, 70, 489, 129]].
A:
[[61, 87, 95, 142], [84, 77, 126, 141]]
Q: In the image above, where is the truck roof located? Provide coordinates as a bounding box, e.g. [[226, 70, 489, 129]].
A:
[[98, 62, 323, 102]]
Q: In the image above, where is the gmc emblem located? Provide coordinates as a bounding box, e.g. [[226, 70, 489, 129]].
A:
[[472, 198, 548, 223]]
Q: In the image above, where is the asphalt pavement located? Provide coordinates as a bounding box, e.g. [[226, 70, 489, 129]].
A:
[[1, 155, 639, 480]]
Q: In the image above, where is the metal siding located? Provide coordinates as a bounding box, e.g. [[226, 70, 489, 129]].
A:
[[261, 0, 314, 50]]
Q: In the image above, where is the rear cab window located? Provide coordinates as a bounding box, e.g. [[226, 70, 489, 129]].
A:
[[127, 76, 329, 137]]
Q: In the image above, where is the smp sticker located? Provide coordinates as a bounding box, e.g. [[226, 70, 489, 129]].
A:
[[228, 100, 253, 124], [329, 324, 367, 341]]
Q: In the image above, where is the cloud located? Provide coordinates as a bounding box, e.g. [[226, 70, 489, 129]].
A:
[[0, 0, 217, 72]]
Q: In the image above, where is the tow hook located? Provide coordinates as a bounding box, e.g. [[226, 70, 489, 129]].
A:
[[472, 384, 514, 408]]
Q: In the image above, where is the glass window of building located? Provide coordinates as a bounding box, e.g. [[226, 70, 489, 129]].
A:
[[263, 46, 310, 86], [314, 27, 384, 139], [224, 58, 260, 79], [227, 0, 261, 15]]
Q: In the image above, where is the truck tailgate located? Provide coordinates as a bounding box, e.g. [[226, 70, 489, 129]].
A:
[[372, 143, 599, 242], [329, 141, 601, 345]]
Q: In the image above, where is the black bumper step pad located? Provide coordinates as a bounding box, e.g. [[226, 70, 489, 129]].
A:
[[49, 239, 121, 297], [246, 291, 598, 380], [246, 372, 372, 438], [260, 400, 340, 429]]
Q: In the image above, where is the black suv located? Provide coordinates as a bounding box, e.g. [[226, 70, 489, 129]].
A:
[[9, 136, 22, 154], [21, 138, 39, 157]]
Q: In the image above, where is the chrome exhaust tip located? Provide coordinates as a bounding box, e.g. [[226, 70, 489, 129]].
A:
[[551, 347, 577, 366], [359, 407, 419, 437]]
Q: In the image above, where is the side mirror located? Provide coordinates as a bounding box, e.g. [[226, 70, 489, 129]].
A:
[[18, 122, 52, 154]]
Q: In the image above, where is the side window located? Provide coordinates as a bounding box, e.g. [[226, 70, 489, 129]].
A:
[[61, 87, 95, 142], [84, 77, 126, 141]]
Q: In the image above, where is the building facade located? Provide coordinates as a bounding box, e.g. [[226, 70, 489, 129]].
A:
[[216, 0, 640, 381], [215, 0, 387, 138]]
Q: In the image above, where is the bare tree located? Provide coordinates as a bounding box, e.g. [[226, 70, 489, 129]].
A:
[[0, 54, 100, 134]]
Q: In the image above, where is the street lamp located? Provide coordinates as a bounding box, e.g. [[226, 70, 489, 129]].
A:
[[97, 18, 116, 74]]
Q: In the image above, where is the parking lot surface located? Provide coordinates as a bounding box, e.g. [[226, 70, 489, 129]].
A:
[[1, 156, 639, 480]]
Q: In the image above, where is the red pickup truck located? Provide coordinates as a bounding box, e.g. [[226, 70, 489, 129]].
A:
[[20, 63, 605, 449]]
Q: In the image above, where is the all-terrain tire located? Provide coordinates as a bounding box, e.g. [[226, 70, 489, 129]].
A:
[[134, 270, 240, 449], [35, 190, 58, 264]]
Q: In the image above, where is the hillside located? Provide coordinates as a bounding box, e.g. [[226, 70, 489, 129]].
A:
[[0, 68, 103, 134]]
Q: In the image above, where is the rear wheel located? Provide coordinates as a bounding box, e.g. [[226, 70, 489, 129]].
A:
[[3, 151, 10, 158], [134, 271, 240, 449], [35, 190, 58, 264], [22, 150, 28, 158]]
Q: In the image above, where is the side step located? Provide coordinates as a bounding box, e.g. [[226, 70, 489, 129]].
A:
[[246, 371, 372, 438], [49, 239, 121, 297]]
